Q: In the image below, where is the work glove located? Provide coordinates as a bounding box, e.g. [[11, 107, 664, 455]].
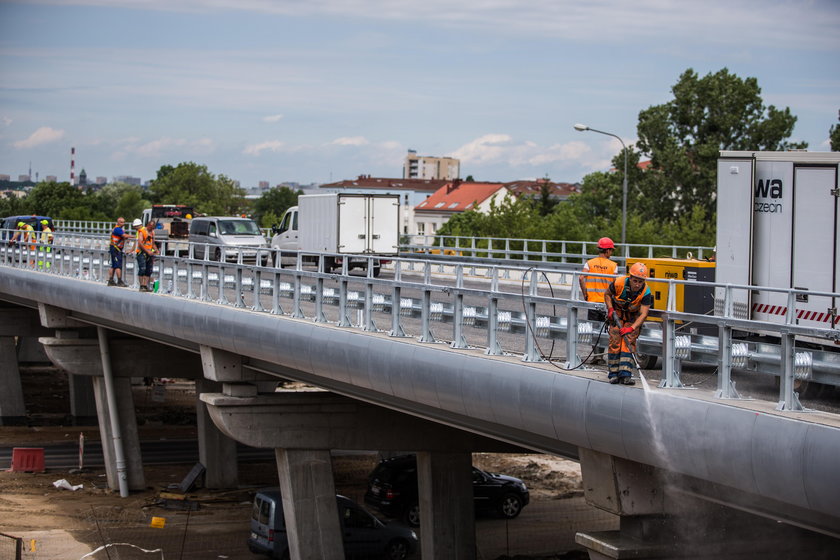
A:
[[619, 326, 634, 336], [607, 308, 616, 323]]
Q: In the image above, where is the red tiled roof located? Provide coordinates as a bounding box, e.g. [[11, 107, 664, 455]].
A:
[[415, 181, 507, 212], [504, 180, 580, 198], [319, 176, 447, 192]]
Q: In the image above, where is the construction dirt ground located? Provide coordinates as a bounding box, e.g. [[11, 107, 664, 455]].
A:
[[0, 366, 617, 559]]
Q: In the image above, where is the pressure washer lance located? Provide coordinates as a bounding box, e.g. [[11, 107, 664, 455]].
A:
[[610, 310, 643, 383]]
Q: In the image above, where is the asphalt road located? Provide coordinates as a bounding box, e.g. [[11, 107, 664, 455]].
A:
[[0, 439, 275, 470]]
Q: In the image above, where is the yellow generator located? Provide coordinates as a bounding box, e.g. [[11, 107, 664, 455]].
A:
[[625, 257, 716, 333]]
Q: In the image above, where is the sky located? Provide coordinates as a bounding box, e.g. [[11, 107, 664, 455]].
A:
[[0, 0, 838, 188]]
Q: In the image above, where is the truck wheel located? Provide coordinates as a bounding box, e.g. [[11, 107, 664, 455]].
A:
[[323, 256, 336, 272], [213, 248, 222, 262], [372, 264, 382, 277], [636, 353, 658, 369]]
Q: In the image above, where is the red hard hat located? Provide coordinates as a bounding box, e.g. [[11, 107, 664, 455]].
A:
[[597, 237, 615, 249], [629, 262, 649, 279]]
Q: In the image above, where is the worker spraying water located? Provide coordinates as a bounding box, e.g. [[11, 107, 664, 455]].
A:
[[604, 262, 653, 385]]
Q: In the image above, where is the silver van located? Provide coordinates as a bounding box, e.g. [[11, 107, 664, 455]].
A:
[[248, 489, 417, 560], [188, 216, 269, 264]]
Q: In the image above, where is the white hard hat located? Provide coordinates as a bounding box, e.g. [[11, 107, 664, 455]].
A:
[[132, 219, 142, 227]]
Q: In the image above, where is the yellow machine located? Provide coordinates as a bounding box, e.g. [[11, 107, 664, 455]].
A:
[[625, 257, 716, 331]]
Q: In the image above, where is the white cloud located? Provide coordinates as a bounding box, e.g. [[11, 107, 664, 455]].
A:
[[109, 136, 215, 160], [452, 134, 595, 169], [13, 126, 65, 148], [330, 136, 369, 147], [243, 140, 286, 156], [263, 114, 284, 123], [38, 0, 838, 50]]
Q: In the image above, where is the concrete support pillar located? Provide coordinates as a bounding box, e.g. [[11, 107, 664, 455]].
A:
[[575, 448, 840, 559], [417, 451, 476, 560], [195, 378, 238, 489], [275, 448, 344, 560], [92, 376, 145, 491], [0, 336, 26, 424], [67, 373, 97, 420], [16, 336, 50, 364]]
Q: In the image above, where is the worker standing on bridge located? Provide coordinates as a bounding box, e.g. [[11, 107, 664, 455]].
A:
[[9, 221, 36, 265], [107, 217, 131, 287], [135, 219, 158, 292], [604, 262, 652, 385], [38, 219, 53, 269], [579, 237, 618, 321]]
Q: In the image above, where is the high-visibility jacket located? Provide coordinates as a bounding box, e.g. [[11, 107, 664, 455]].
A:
[[135, 226, 155, 254], [19, 224, 35, 245], [40, 226, 53, 244], [582, 256, 617, 303], [110, 225, 126, 250], [608, 276, 652, 322]]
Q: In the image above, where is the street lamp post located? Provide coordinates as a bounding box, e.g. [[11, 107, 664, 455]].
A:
[[574, 124, 628, 250]]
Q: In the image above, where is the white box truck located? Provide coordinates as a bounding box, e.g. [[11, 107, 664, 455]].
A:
[[715, 150, 840, 332], [271, 193, 400, 276]]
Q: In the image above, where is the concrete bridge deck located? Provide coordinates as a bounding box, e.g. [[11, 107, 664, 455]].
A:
[[1, 263, 839, 559]]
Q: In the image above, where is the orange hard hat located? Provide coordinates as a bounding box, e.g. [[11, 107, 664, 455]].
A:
[[597, 237, 615, 249], [629, 262, 649, 279]]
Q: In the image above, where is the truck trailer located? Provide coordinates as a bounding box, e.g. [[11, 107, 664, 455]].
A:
[[141, 204, 194, 255], [715, 150, 840, 333], [271, 193, 400, 276]]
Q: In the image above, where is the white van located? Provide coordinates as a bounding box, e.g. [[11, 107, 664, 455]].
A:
[[188, 216, 269, 264]]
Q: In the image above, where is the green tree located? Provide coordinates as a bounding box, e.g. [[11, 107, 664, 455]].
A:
[[149, 162, 245, 215], [253, 186, 301, 227], [23, 181, 97, 219], [830, 112, 840, 151], [636, 68, 806, 222]]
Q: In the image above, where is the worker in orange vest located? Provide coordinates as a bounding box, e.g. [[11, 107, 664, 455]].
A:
[[135, 219, 158, 292], [604, 262, 652, 385], [579, 237, 618, 322]]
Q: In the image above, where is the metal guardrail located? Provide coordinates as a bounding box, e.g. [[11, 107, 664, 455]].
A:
[[53, 221, 713, 266], [2, 233, 838, 413], [402, 234, 715, 265]]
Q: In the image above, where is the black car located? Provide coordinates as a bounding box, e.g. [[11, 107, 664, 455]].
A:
[[364, 454, 529, 527]]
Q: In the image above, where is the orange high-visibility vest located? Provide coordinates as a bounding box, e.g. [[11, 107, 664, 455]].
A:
[[582, 256, 618, 303], [609, 276, 651, 321], [135, 227, 155, 254]]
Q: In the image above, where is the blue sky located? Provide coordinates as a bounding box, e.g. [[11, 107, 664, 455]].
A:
[[1, 0, 838, 188]]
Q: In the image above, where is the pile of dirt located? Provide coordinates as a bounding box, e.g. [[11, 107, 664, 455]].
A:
[[1, 366, 590, 559]]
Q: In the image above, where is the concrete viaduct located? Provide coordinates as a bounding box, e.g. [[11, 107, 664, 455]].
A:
[[2, 265, 840, 559]]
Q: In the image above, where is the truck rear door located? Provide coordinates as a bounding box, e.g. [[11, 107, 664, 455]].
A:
[[791, 165, 838, 328], [368, 196, 399, 254], [715, 156, 755, 319]]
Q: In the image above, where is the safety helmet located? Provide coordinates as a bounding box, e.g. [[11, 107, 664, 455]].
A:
[[17, 221, 25, 227], [185, 214, 192, 220], [40, 219, 49, 225], [132, 218, 142, 228], [629, 262, 649, 279], [597, 237, 615, 250]]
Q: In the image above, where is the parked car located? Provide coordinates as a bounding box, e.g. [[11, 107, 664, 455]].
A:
[[2, 215, 54, 242], [248, 488, 417, 560], [364, 454, 529, 527], [188, 216, 269, 264]]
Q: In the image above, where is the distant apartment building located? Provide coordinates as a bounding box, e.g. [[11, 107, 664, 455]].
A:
[[258, 181, 270, 190], [18, 175, 30, 182], [45, 175, 57, 182], [403, 150, 460, 180], [413, 180, 512, 238], [114, 175, 142, 186], [0, 174, 10, 181], [95, 176, 107, 185]]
